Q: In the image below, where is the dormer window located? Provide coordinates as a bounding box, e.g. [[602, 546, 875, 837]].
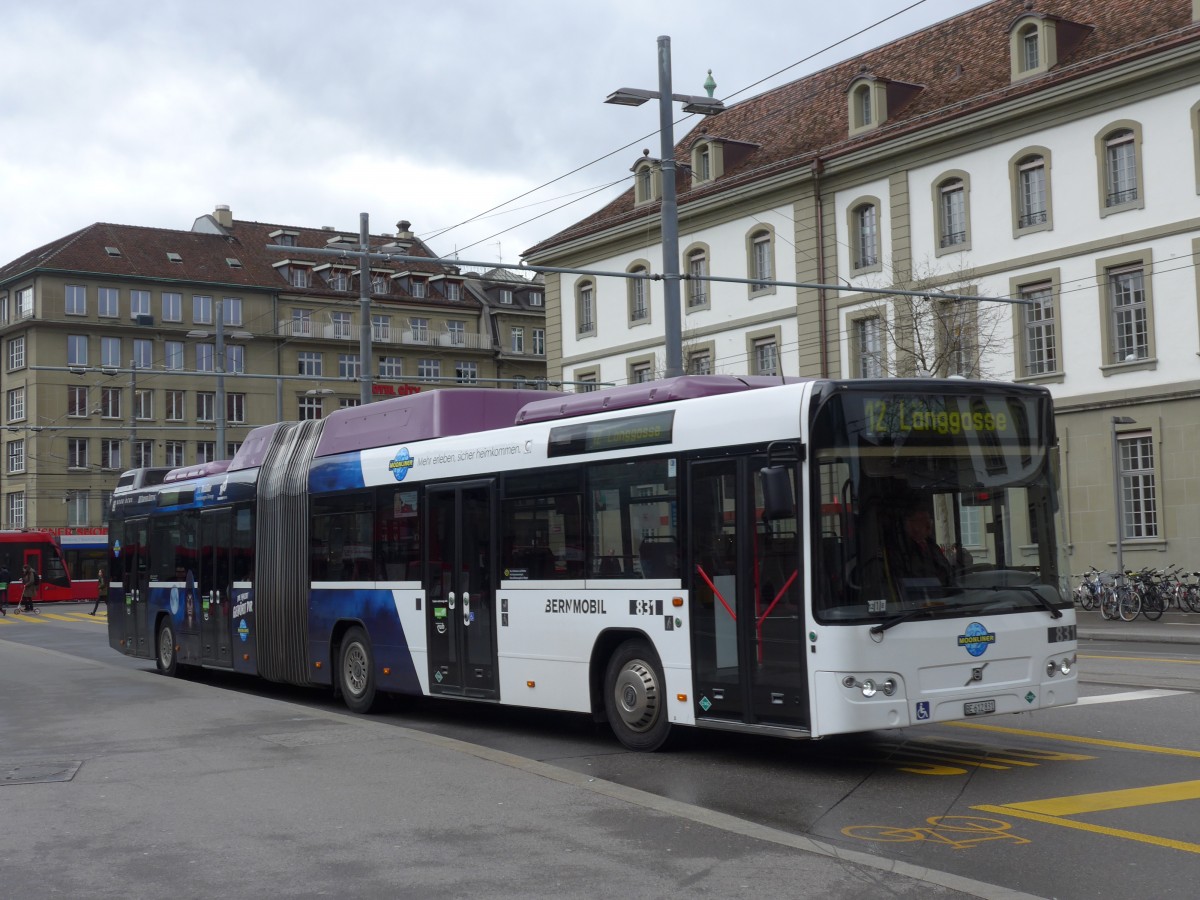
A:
[[269, 229, 299, 247], [1008, 13, 1091, 82], [273, 260, 313, 289], [632, 157, 661, 205], [411, 279, 426, 299], [689, 138, 725, 187], [847, 75, 921, 137]]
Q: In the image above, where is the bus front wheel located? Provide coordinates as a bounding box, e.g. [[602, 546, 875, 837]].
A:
[[604, 639, 672, 751], [338, 626, 377, 714], [156, 619, 178, 677]]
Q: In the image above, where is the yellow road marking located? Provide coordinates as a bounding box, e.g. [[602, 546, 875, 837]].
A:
[[973, 804, 1200, 855], [1004, 780, 1200, 816], [39, 613, 79, 622], [949, 721, 1200, 759]]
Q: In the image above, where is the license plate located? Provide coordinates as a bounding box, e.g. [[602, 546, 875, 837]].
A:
[[964, 699, 996, 717]]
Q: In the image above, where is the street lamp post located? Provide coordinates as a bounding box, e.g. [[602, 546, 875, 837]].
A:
[[357, 212, 372, 406], [606, 36, 724, 378], [187, 299, 252, 461], [1111, 415, 1136, 576]]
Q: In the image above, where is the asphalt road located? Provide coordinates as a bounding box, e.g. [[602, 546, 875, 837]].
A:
[[4, 603, 1198, 899]]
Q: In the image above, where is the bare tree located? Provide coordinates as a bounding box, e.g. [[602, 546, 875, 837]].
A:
[[851, 261, 1011, 380]]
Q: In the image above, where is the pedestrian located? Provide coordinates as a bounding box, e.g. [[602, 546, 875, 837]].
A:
[[0, 562, 9, 616], [18, 564, 37, 614], [90, 567, 108, 615]]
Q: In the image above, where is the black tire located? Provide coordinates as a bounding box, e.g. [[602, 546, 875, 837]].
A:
[[603, 638, 672, 752], [338, 626, 377, 714], [155, 618, 178, 677], [1141, 591, 1164, 621]]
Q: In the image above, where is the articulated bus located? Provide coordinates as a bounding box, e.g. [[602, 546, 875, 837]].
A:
[[106, 375, 1077, 750], [0, 531, 73, 604]]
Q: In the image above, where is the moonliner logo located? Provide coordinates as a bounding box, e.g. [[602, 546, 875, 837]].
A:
[[389, 447, 414, 482], [957, 621, 996, 658]]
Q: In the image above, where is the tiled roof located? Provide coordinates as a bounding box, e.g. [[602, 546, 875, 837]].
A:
[[526, 0, 1198, 256], [0, 216, 477, 309]]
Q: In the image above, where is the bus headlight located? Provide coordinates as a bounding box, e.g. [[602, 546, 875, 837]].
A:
[[842, 675, 897, 697]]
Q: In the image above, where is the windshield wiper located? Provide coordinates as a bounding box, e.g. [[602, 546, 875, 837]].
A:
[[974, 583, 1063, 619]]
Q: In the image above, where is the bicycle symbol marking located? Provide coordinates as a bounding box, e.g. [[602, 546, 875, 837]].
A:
[[842, 815, 1030, 850]]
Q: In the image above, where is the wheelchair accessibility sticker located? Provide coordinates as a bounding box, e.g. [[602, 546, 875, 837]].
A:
[[916, 701, 931, 720]]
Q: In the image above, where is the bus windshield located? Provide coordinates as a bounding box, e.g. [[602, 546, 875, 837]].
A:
[[810, 386, 1067, 625]]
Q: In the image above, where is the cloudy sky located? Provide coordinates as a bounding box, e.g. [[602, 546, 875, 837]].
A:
[[1, 0, 986, 268]]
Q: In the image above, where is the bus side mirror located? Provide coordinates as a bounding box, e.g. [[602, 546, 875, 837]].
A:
[[759, 466, 795, 522]]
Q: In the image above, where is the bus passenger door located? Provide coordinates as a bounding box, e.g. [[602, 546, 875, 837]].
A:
[[425, 481, 498, 699], [688, 457, 808, 731], [199, 509, 233, 667], [123, 518, 151, 655]]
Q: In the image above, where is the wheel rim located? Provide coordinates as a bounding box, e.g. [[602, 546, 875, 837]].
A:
[[343, 641, 369, 698], [158, 627, 174, 668], [612, 658, 659, 733]]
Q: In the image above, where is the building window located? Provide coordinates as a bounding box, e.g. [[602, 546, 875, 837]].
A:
[[101, 336, 121, 368], [101, 439, 122, 471], [848, 80, 882, 134], [370, 274, 388, 294], [133, 338, 153, 369], [13, 286, 33, 319], [291, 309, 313, 337], [511, 326, 525, 354], [372, 315, 392, 342], [630, 362, 654, 384], [197, 344, 215, 373], [417, 359, 440, 382], [1118, 433, 1158, 539], [326, 269, 350, 291], [446, 321, 466, 345], [196, 442, 216, 463], [850, 200, 880, 272], [98, 287, 119, 318], [499, 289, 514, 305], [938, 301, 978, 377], [695, 143, 711, 182], [331, 311, 352, 339], [6, 387, 24, 423], [1108, 266, 1149, 364], [66, 285, 87, 315], [748, 229, 773, 293], [379, 356, 403, 380], [67, 385, 88, 418], [132, 440, 153, 469], [68, 334, 88, 366], [7, 336, 24, 371], [130, 290, 151, 318], [1097, 123, 1145, 215], [529, 292, 543, 307], [162, 292, 182, 322], [575, 373, 599, 393], [686, 248, 709, 308], [68, 438, 89, 470], [855, 316, 884, 378], [935, 175, 970, 251], [164, 341, 184, 370], [1018, 157, 1047, 228], [193, 295, 213, 325], [338, 354, 361, 378], [411, 279, 426, 299], [7, 492, 25, 528], [1021, 25, 1040, 71], [227, 393, 245, 424], [7, 439, 25, 474], [445, 282, 462, 301], [455, 361, 478, 384], [1020, 282, 1057, 376], [100, 387, 122, 419], [409, 318, 429, 343], [164, 390, 185, 422], [164, 441, 185, 467], [297, 352, 323, 377], [628, 265, 649, 322], [576, 280, 595, 335], [134, 389, 153, 421], [633, 161, 659, 204], [753, 337, 778, 376], [197, 392, 216, 422], [688, 351, 712, 375], [533, 328, 545, 356], [222, 297, 243, 327]]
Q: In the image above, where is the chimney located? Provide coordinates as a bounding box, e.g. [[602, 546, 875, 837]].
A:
[[395, 220, 415, 243], [214, 205, 233, 229]]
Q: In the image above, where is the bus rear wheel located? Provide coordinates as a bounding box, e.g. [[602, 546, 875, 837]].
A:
[[604, 639, 672, 752], [338, 626, 377, 714], [156, 619, 178, 677]]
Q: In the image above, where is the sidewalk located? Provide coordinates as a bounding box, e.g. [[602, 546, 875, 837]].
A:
[[1076, 609, 1200, 645]]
